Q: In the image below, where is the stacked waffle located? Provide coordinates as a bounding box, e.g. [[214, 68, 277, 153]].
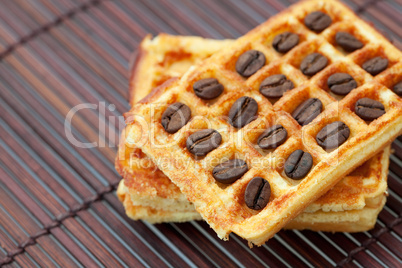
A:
[[116, 0, 402, 245]]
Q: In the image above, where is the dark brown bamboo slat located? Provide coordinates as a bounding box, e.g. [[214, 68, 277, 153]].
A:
[[89, 202, 179, 267], [4, 53, 117, 163], [34, 234, 81, 267], [50, 226, 103, 267], [105, 196, 203, 267], [0, 68, 118, 187], [0, 167, 53, 227], [0, 145, 66, 217], [1, 110, 95, 201], [0, 89, 111, 195], [1, 123, 84, 207], [0, 0, 401, 267]]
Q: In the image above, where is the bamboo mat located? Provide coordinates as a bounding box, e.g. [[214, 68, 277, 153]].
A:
[[0, 0, 401, 267]]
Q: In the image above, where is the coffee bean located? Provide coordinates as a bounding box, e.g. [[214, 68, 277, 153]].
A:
[[272, 32, 300, 53], [186, 129, 222, 156], [292, 98, 323, 126], [393, 81, 402, 96], [327, 73, 357, 95], [235, 50, 266, 77], [335, 32, 364, 52], [213, 159, 248, 184], [193, 78, 224, 100], [304, 11, 332, 32], [355, 98, 385, 121], [284, 150, 313, 180], [362, 56, 388, 76], [245, 177, 271, 210], [316, 121, 350, 149], [300, 53, 328, 76], [257, 125, 288, 149], [161, 102, 191, 133], [259, 74, 294, 98], [228, 96, 258, 128]]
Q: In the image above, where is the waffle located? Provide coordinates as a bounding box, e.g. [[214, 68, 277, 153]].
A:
[[117, 180, 386, 232], [117, 134, 389, 230], [125, 32, 390, 227], [120, 0, 402, 245]]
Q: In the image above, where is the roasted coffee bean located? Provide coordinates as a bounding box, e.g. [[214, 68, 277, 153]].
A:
[[257, 125, 288, 149], [304, 11, 332, 32], [161, 102, 191, 133], [335, 32, 364, 52], [327, 73, 357, 95], [228, 96, 258, 128], [362, 56, 388, 76], [235, 50, 266, 77], [245, 177, 271, 210], [292, 98, 323, 126], [186, 129, 222, 156], [193, 78, 224, 100], [300, 53, 328, 76], [316, 121, 350, 149], [355, 98, 386, 121], [259, 74, 294, 98], [393, 81, 402, 96], [213, 159, 248, 184], [272, 32, 300, 53], [284, 150, 313, 180]]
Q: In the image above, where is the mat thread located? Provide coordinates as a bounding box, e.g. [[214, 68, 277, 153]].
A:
[[0, 0, 102, 60], [336, 213, 402, 267], [0, 182, 119, 266]]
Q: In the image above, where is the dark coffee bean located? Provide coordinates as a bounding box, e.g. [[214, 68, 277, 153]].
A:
[[228, 96, 258, 128], [161, 102, 191, 133], [393, 81, 402, 96], [300, 53, 328, 76], [327, 73, 357, 95], [259, 74, 294, 98], [186, 129, 222, 156], [284, 150, 313, 180], [355, 98, 386, 121], [257, 125, 288, 149], [193, 78, 224, 100], [304, 11, 332, 32], [362, 56, 388, 76], [245, 177, 271, 210], [316, 121, 350, 149], [292, 98, 323, 126], [335, 32, 364, 52], [235, 50, 266, 77], [272, 32, 300, 53], [213, 159, 248, 184]]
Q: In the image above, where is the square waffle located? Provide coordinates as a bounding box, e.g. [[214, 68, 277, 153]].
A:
[[120, 0, 402, 245], [119, 34, 390, 231], [117, 123, 389, 232], [117, 179, 387, 233]]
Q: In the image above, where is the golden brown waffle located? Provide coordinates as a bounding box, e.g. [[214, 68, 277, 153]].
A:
[[117, 180, 202, 223], [117, 135, 389, 230], [117, 180, 386, 232], [121, 0, 402, 245], [124, 32, 390, 220]]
